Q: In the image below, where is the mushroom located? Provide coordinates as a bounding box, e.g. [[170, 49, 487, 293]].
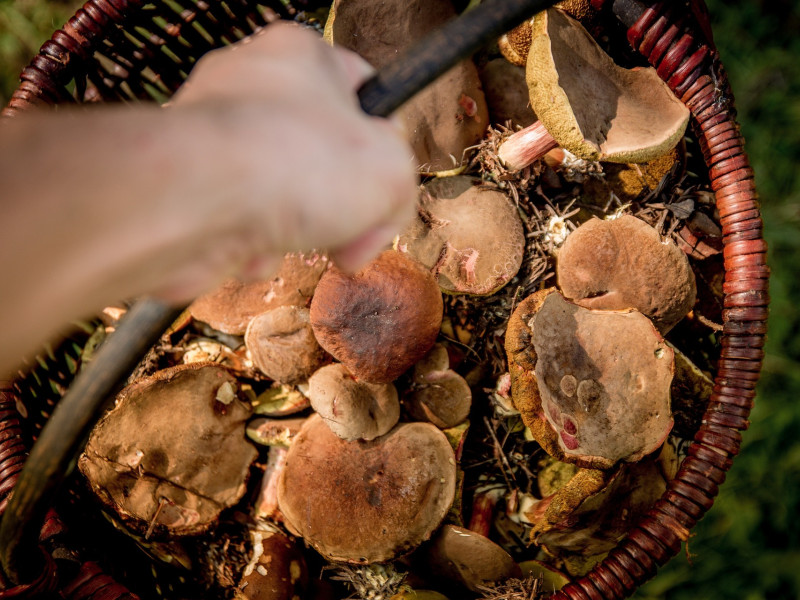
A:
[[244, 305, 327, 384], [478, 59, 537, 128], [497, 8, 689, 171], [235, 528, 309, 600], [397, 177, 525, 296], [308, 363, 400, 441], [556, 215, 697, 334], [419, 524, 522, 592], [505, 289, 674, 470], [403, 344, 472, 429], [246, 417, 307, 447], [324, 0, 488, 174], [277, 414, 456, 563], [498, 1, 599, 67], [251, 384, 310, 417], [78, 363, 258, 537], [528, 447, 678, 576], [310, 250, 443, 383], [189, 251, 329, 335]]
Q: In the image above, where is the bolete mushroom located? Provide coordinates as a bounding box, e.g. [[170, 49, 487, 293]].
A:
[[397, 177, 525, 296], [310, 250, 443, 383], [403, 344, 471, 429], [420, 524, 522, 592], [528, 447, 678, 575], [277, 414, 456, 563], [556, 215, 697, 334], [244, 305, 327, 384], [308, 363, 400, 441], [505, 289, 674, 470], [497, 8, 689, 170], [78, 364, 258, 537], [189, 252, 329, 335], [324, 0, 488, 173]]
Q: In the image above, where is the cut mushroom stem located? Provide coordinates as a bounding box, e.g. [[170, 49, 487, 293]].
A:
[[467, 487, 504, 538], [497, 121, 559, 171], [254, 445, 288, 522]]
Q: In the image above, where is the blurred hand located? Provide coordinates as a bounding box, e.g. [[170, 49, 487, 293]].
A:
[[162, 23, 418, 296]]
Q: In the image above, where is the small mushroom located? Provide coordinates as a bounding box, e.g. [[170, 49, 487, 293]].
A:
[[497, 8, 689, 170], [324, 0, 488, 174], [78, 364, 258, 537], [403, 344, 471, 429], [420, 524, 522, 592], [478, 59, 537, 128], [308, 363, 400, 441], [556, 215, 697, 334], [310, 250, 442, 383], [397, 177, 525, 296], [277, 414, 456, 563], [244, 306, 327, 384], [505, 289, 674, 470], [189, 252, 329, 335]]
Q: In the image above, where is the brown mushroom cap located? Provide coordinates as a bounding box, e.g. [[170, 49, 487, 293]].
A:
[[422, 524, 522, 592], [310, 250, 443, 383], [527, 8, 689, 163], [324, 0, 488, 173], [404, 346, 471, 429], [189, 252, 329, 335], [277, 414, 456, 563], [244, 306, 327, 384], [308, 363, 400, 441], [505, 289, 674, 470], [78, 364, 257, 537], [556, 215, 697, 333], [397, 177, 525, 296]]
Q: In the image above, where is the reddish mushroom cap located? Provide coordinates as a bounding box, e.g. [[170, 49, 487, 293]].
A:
[[277, 414, 456, 564], [310, 250, 443, 383]]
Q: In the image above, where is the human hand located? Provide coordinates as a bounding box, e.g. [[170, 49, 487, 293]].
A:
[[161, 22, 417, 299]]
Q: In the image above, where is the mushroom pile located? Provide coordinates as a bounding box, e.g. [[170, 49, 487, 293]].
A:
[[74, 3, 728, 599]]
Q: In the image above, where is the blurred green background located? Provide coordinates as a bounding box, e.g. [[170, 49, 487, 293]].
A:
[[1, 0, 797, 598]]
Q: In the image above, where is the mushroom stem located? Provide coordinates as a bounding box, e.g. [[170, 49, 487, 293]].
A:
[[497, 120, 559, 171], [467, 487, 504, 538], [255, 446, 288, 522]]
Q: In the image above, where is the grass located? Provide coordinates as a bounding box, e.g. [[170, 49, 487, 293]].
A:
[[1, 1, 798, 599]]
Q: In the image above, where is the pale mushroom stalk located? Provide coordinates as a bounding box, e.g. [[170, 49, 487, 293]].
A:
[[497, 120, 559, 171], [255, 446, 288, 522]]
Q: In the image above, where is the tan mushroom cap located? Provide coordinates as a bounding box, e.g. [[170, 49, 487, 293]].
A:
[[423, 525, 522, 592], [308, 363, 400, 441], [527, 8, 689, 163], [78, 364, 257, 537], [397, 177, 525, 296], [189, 252, 329, 335], [324, 0, 488, 174], [244, 306, 327, 384], [310, 250, 443, 383], [404, 345, 471, 429], [277, 414, 456, 564], [556, 215, 697, 334], [505, 289, 674, 470]]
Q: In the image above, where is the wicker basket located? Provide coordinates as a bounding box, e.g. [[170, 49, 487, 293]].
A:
[[0, 1, 769, 598]]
